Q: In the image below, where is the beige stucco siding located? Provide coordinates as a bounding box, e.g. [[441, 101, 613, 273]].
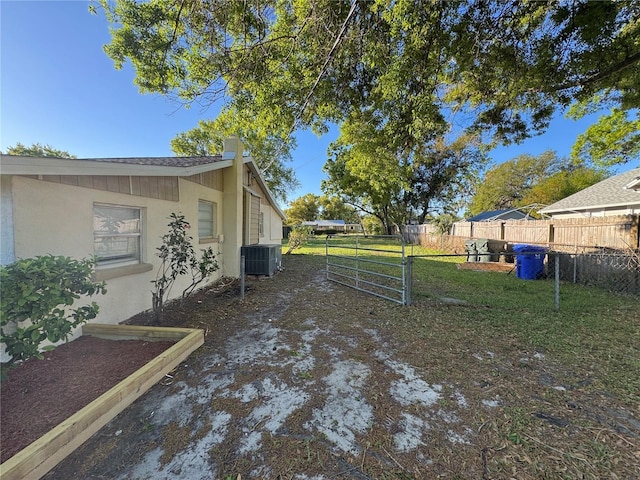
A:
[[10, 175, 224, 331]]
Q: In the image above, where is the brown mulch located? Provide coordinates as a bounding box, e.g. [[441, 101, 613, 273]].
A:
[[0, 336, 175, 463]]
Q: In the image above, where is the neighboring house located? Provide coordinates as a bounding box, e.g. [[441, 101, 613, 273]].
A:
[[301, 219, 363, 233], [540, 167, 640, 219], [465, 209, 531, 222], [0, 137, 285, 333]]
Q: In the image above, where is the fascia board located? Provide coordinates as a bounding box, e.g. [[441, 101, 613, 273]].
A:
[[540, 201, 640, 214], [0, 156, 233, 177], [242, 157, 287, 220]]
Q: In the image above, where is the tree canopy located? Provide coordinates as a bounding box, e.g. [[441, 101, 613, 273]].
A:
[[100, 0, 639, 141], [323, 118, 485, 233], [170, 108, 298, 201], [3, 142, 76, 158], [284, 193, 321, 225], [467, 151, 608, 216], [99, 0, 640, 205], [284, 193, 359, 225], [570, 108, 640, 168]]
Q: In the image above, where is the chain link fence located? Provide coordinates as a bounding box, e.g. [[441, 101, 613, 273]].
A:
[[545, 248, 640, 295], [407, 247, 639, 311]]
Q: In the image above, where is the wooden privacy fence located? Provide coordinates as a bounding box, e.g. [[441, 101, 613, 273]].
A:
[[424, 215, 640, 251]]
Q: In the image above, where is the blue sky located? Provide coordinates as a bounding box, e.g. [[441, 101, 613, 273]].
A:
[[0, 1, 631, 206]]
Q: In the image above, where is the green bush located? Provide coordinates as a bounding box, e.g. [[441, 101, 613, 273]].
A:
[[285, 225, 314, 254], [0, 255, 106, 364]]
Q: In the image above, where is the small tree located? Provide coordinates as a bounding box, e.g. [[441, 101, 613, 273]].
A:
[[151, 213, 219, 324], [432, 214, 457, 235], [285, 225, 314, 254], [0, 255, 106, 364]]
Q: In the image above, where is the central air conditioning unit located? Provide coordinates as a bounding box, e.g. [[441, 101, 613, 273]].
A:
[[241, 244, 282, 276]]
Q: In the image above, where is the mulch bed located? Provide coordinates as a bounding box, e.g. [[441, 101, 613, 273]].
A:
[[0, 336, 175, 463]]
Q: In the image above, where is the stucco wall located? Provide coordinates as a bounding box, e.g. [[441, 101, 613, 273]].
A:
[[10, 175, 225, 331]]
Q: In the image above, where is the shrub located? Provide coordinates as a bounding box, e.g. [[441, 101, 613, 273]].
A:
[[151, 213, 219, 324], [0, 255, 106, 364], [285, 225, 314, 254]]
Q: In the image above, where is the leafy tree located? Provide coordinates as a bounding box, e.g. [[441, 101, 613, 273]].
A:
[[284, 225, 314, 254], [323, 112, 484, 233], [318, 195, 360, 223], [171, 108, 299, 202], [361, 215, 385, 236], [99, 0, 640, 146], [3, 142, 75, 158], [570, 108, 640, 168], [284, 194, 321, 226], [98, 0, 639, 220], [520, 167, 610, 207], [468, 152, 608, 215], [468, 151, 563, 216], [431, 213, 458, 236]]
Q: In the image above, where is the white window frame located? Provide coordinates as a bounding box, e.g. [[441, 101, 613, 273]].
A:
[[198, 200, 217, 241], [259, 211, 265, 237], [93, 203, 143, 268]]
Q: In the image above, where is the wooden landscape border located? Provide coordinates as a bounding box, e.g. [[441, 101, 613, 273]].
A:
[[0, 323, 204, 480]]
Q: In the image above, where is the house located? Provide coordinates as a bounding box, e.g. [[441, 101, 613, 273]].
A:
[[539, 167, 640, 219], [465, 208, 531, 222], [0, 137, 285, 333], [301, 219, 363, 233]]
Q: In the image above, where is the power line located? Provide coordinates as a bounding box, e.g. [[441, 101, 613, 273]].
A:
[[261, 0, 358, 174]]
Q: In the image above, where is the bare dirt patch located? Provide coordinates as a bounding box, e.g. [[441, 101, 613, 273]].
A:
[[0, 337, 175, 463], [39, 254, 639, 479]]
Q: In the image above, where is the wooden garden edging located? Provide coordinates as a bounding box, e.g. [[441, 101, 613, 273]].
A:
[[0, 324, 204, 480]]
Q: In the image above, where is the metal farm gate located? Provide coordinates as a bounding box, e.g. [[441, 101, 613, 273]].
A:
[[325, 235, 411, 305]]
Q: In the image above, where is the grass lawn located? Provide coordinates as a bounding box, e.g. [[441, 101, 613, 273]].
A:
[[296, 235, 640, 398], [286, 235, 640, 478]]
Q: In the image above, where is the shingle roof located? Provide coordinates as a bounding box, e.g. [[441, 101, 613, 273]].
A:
[[540, 168, 640, 214], [302, 220, 346, 227], [466, 209, 530, 222], [87, 155, 224, 167]]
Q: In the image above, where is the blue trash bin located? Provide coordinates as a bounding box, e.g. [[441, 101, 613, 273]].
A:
[[513, 244, 547, 280]]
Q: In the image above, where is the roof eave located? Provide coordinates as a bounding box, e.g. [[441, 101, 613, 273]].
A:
[[540, 201, 640, 214], [243, 157, 286, 220], [0, 155, 232, 177]]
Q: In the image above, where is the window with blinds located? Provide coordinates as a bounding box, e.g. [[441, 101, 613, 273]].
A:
[[198, 200, 217, 239], [93, 204, 142, 267]]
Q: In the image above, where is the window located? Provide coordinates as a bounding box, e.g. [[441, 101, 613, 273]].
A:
[[198, 200, 217, 239], [93, 204, 142, 267], [259, 212, 265, 237]]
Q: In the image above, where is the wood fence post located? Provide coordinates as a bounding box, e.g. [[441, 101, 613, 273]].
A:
[[631, 215, 640, 249]]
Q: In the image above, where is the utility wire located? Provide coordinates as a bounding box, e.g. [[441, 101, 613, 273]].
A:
[[261, 0, 358, 174]]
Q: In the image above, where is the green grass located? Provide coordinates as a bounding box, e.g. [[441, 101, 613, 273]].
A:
[[285, 235, 640, 397]]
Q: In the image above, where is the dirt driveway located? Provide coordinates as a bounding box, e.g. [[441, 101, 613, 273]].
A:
[[46, 254, 639, 479]]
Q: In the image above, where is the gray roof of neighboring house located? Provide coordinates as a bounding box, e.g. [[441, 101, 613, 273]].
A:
[[302, 220, 346, 227], [540, 167, 640, 214], [466, 209, 530, 222]]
